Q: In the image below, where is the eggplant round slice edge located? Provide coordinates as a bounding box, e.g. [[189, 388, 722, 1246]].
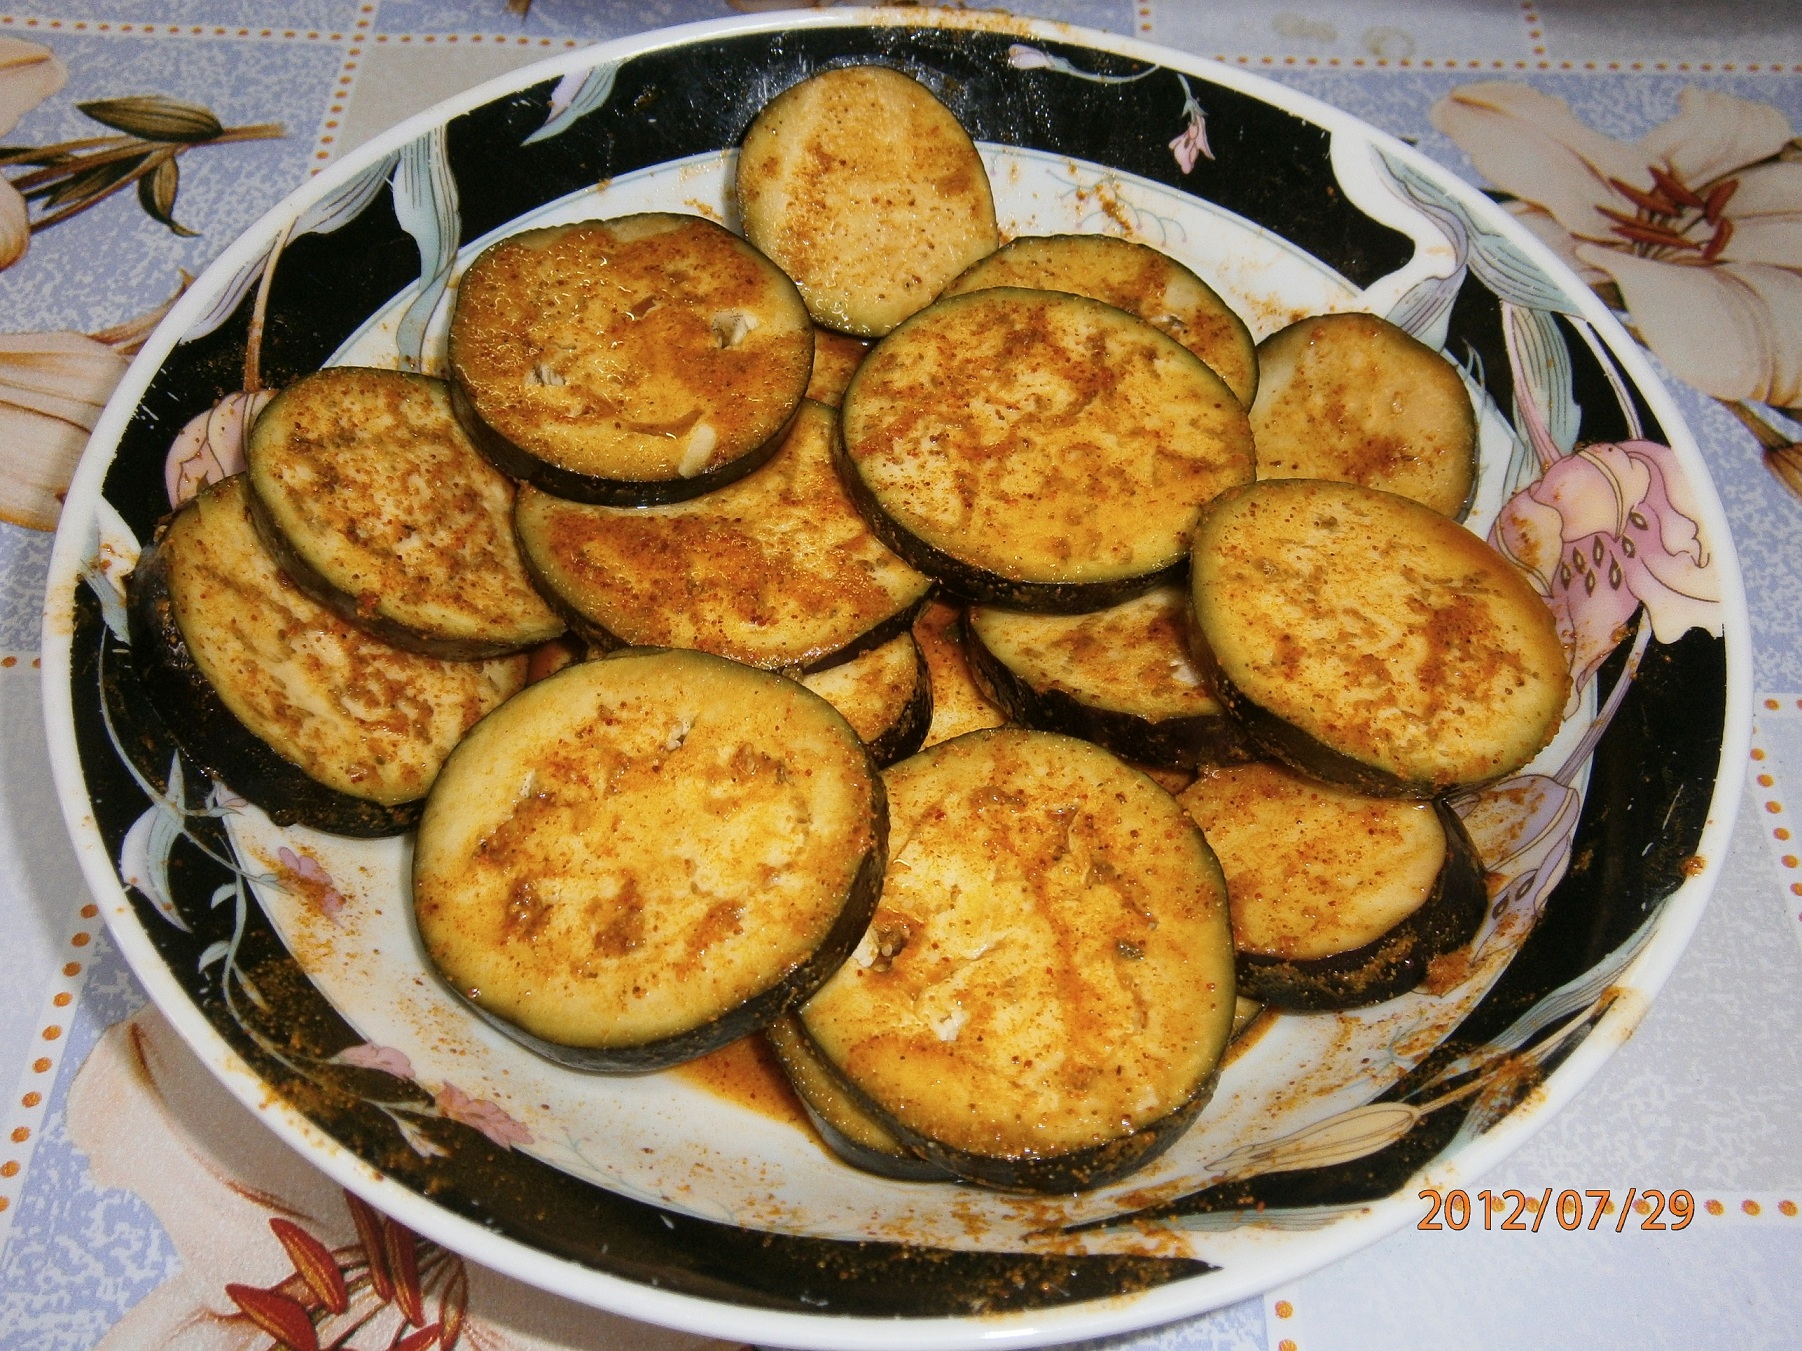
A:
[[1180, 761, 1487, 1010], [245, 367, 564, 658], [798, 630, 932, 767], [1190, 479, 1569, 797], [448, 212, 813, 506], [800, 728, 1236, 1192], [764, 1014, 953, 1182], [965, 586, 1248, 771], [737, 65, 999, 338], [940, 233, 1259, 407], [126, 476, 527, 837], [1251, 312, 1477, 519], [838, 288, 1255, 613], [912, 599, 1007, 748], [412, 648, 887, 1073], [514, 400, 933, 672]]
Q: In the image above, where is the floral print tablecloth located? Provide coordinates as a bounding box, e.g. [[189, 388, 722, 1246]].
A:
[[0, 3, 1798, 1348]]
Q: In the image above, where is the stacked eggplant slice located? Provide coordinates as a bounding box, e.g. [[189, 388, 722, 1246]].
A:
[[127, 372, 543, 837], [125, 61, 1576, 1197]]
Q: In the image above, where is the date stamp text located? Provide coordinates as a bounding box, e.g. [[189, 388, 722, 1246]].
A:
[[1418, 1188, 1695, 1231]]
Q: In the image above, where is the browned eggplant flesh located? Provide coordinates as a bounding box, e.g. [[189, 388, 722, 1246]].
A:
[[127, 475, 526, 837], [411, 648, 886, 1072], [800, 728, 1237, 1192], [1180, 760, 1487, 1009]]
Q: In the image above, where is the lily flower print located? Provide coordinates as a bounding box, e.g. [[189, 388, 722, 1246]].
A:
[[0, 37, 66, 267], [1492, 437, 1719, 704], [435, 1081, 535, 1150], [1431, 83, 1802, 409], [277, 845, 346, 923], [334, 1041, 417, 1080], [165, 389, 274, 507], [1480, 287, 1720, 701], [0, 281, 185, 528], [1169, 76, 1213, 174], [68, 1010, 723, 1349]]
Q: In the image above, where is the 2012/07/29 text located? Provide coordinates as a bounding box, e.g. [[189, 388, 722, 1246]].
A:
[[1418, 1188, 1695, 1231]]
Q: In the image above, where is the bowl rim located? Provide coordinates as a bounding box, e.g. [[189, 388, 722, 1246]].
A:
[[38, 8, 1753, 1347]]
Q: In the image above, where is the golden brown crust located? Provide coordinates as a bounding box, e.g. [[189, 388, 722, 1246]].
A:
[[799, 631, 931, 765], [413, 650, 884, 1057], [514, 401, 931, 670], [941, 234, 1258, 406], [158, 477, 525, 806], [964, 587, 1246, 770], [912, 600, 1006, 747], [246, 367, 563, 655], [800, 728, 1235, 1178], [967, 586, 1220, 724], [840, 288, 1255, 599], [737, 65, 998, 337], [1191, 479, 1568, 793], [805, 327, 871, 407], [449, 212, 812, 486], [1180, 761, 1446, 959], [1251, 312, 1477, 518]]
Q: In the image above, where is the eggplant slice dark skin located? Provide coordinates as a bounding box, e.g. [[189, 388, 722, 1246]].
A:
[[449, 844, 887, 1075], [736, 64, 999, 339], [939, 232, 1260, 407], [800, 728, 1237, 1193], [447, 213, 814, 507], [1188, 479, 1569, 799], [1250, 311, 1477, 520], [765, 1014, 953, 1182], [129, 532, 424, 838], [913, 599, 1008, 747], [512, 401, 934, 674], [452, 380, 798, 507], [1198, 649, 1429, 799], [964, 589, 1249, 771], [799, 631, 933, 768], [412, 649, 889, 1074], [836, 288, 1254, 614], [244, 367, 564, 660], [128, 478, 526, 838], [1179, 762, 1488, 1010], [248, 486, 547, 662], [832, 429, 1190, 613], [885, 1071, 1218, 1194], [1231, 801, 1486, 1010]]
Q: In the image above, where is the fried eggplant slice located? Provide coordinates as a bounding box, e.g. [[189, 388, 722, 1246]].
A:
[[127, 476, 526, 836], [412, 648, 886, 1073], [941, 233, 1258, 406], [805, 326, 871, 407], [1190, 479, 1568, 796], [245, 367, 563, 658], [515, 401, 932, 671], [913, 599, 1006, 747], [801, 728, 1236, 1192], [738, 65, 998, 337], [964, 585, 1247, 770], [839, 288, 1255, 612], [448, 212, 812, 504], [1251, 312, 1477, 518], [765, 1013, 951, 1181], [799, 631, 932, 767], [1180, 761, 1487, 1009]]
